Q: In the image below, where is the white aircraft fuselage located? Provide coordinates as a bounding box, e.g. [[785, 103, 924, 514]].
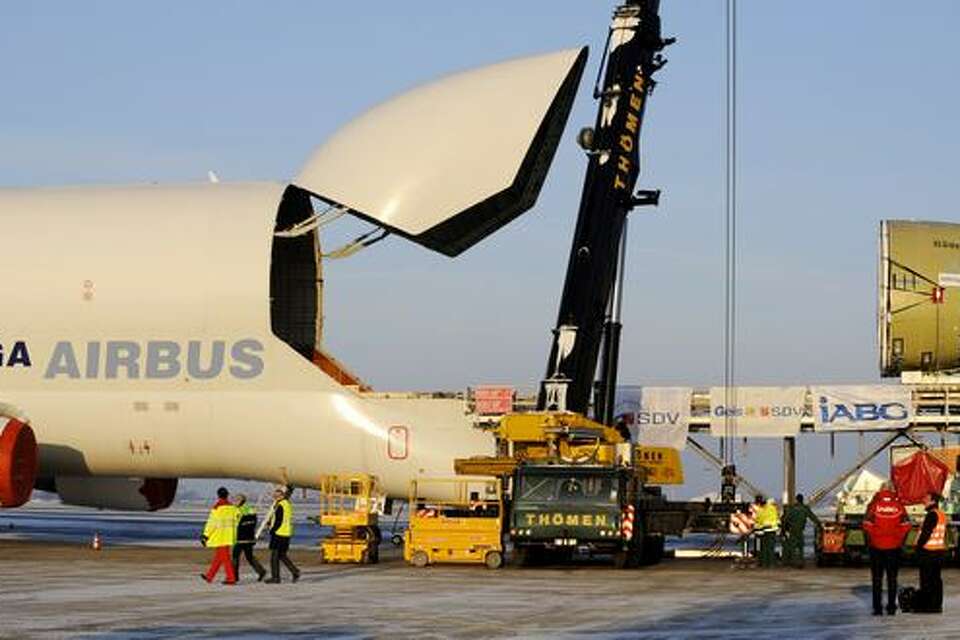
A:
[[0, 182, 490, 503], [0, 47, 588, 508]]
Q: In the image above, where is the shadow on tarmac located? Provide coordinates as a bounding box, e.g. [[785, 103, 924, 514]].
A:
[[77, 628, 367, 640]]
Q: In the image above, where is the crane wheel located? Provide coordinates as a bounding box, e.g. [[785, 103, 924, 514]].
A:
[[411, 550, 429, 568], [485, 550, 503, 570]]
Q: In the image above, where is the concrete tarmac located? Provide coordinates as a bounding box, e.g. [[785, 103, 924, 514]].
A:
[[2, 540, 959, 639]]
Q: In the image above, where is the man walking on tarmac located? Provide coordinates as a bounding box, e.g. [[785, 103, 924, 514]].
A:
[[911, 492, 948, 613], [781, 493, 821, 568], [232, 494, 266, 582], [265, 487, 301, 584], [863, 482, 911, 615], [200, 486, 239, 585], [755, 497, 780, 568]]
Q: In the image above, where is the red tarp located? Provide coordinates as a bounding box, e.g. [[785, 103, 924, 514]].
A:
[[892, 450, 950, 504]]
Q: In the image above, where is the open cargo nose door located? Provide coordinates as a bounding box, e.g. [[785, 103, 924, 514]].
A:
[[293, 47, 588, 257]]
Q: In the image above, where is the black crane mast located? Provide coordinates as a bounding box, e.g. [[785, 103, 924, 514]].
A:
[[538, 0, 672, 423]]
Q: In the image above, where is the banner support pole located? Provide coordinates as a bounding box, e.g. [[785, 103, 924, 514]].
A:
[[783, 436, 796, 505]]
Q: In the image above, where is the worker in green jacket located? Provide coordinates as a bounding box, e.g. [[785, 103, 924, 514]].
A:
[[780, 493, 821, 568], [755, 497, 780, 568]]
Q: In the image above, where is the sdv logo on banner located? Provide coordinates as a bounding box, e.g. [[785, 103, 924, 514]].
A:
[[616, 387, 690, 451], [813, 385, 912, 431], [708, 386, 807, 438]]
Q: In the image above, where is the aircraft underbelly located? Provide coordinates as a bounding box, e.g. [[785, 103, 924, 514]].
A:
[[12, 390, 491, 497]]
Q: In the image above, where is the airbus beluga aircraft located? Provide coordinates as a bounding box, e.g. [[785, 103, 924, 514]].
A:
[[0, 47, 588, 510]]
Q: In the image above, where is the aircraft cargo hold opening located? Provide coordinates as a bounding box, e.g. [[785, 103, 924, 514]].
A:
[[270, 185, 321, 362], [270, 186, 368, 388]]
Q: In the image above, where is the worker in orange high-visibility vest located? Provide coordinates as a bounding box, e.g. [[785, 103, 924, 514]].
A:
[[200, 487, 239, 585], [912, 492, 948, 613]]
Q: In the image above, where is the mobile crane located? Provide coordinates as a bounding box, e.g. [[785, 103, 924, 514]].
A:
[[460, 0, 680, 567], [510, 0, 676, 567], [462, 1, 748, 567], [457, 1, 741, 567]]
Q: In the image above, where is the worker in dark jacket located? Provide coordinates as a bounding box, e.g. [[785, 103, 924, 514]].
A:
[[232, 494, 266, 582], [863, 484, 911, 615], [912, 492, 948, 613], [265, 487, 301, 584], [780, 493, 821, 568]]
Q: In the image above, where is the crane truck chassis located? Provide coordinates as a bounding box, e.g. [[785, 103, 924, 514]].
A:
[[457, 411, 746, 567], [508, 451, 747, 566], [510, 462, 662, 567]]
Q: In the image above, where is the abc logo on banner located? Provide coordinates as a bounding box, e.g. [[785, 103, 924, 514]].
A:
[[813, 385, 912, 431]]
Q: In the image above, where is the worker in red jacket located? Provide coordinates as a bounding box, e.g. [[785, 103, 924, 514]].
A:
[[863, 483, 912, 615]]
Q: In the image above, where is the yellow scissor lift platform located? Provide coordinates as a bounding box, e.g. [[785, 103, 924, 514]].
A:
[[404, 477, 504, 569], [318, 473, 385, 564]]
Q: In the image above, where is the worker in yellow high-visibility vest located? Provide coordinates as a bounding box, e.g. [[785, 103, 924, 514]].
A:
[[755, 497, 780, 568], [200, 486, 239, 585], [264, 487, 301, 583]]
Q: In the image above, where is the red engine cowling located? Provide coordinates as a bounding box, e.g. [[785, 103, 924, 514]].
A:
[[0, 418, 38, 508]]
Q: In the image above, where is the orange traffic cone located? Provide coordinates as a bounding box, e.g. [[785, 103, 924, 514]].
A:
[[92, 531, 102, 551]]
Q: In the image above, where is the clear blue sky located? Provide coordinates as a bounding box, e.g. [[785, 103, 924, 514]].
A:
[[3, 1, 959, 500]]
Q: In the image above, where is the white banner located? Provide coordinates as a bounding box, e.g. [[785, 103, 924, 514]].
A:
[[813, 385, 912, 431], [939, 272, 960, 288], [709, 386, 807, 437], [614, 387, 689, 450]]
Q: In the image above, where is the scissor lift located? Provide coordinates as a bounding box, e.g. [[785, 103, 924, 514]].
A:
[[318, 473, 385, 564], [404, 477, 504, 569]]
